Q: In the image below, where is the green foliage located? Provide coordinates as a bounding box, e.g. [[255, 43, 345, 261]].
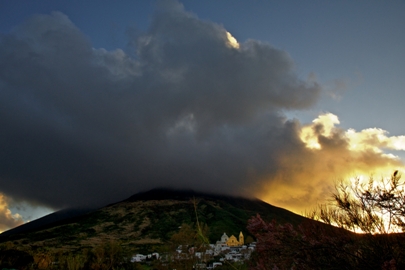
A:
[[170, 223, 196, 247]]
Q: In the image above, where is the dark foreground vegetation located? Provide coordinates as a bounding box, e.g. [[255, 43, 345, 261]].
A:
[[0, 240, 134, 270], [0, 225, 249, 270], [1, 172, 404, 269], [247, 171, 405, 269]]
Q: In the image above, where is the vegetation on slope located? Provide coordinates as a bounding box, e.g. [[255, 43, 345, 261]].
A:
[[0, 189, 308, 255]]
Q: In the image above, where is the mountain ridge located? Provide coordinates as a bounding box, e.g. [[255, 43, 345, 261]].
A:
[[0, 188, 312, 254]]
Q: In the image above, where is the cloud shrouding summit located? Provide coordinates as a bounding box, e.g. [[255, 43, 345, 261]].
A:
[[0, 3, 319, 208], [0, 1, 402, 226]]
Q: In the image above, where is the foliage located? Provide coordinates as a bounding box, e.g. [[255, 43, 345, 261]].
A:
[[65, 254, 86, 270], [170, 223, 196, 249], [247, 171, 405, 269], [215, 262, 248, 270], [0, 190, 304, 255], [0, 189, 311, 270], [244, 235, 254, 244], [248, 214, 357, 269], [0, 249, 33, 269], [89, 240, 123, 270], [33, 250, 53, 269], [309, 171, 405, 234]]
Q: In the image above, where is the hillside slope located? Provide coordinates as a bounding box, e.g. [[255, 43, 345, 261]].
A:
[[0, 188, 309, 253]]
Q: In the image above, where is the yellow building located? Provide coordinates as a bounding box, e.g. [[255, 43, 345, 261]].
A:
[[239, 231, 244, 245], [225, 231, 244, 247]]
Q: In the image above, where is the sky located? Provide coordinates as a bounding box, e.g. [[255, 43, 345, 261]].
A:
[[0, 0, 404, 232]]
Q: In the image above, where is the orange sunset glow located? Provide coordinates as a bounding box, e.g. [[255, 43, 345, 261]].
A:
[[257, 113, 405, 214]]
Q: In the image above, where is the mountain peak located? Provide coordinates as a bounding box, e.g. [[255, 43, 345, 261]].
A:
[[125, 188, 248, 202], [0, 188, 310, 256]]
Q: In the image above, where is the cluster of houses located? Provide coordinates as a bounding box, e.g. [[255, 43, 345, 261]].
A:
[[131, 231, 256, 268]]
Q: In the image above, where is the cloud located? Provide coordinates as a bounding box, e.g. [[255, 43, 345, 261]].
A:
[[256, 113, 404, 213], [0, 194, 24, 232], [0, 0, 403, 224], [0, 1, 320, 212]]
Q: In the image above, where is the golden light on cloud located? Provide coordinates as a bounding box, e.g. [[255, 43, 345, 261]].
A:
[[301, 113, 405, 157], [226, 31, 240, 49], [0, 193, 24, 233], [300, 113, 340, 149], [346, 128, 405, 153], [258, 113, 405, 215]]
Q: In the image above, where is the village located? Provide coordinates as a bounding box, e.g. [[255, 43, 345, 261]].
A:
[[131, 231, 256, 269]]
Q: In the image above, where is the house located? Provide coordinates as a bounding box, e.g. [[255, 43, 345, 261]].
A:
[[212, 262, 222, 268], [131, 254, 146, 262]]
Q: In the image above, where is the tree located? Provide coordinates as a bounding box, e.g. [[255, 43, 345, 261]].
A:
[[170, 223, 196, 249], [247, 171, 405, 269], [309, 170, 405, 234]]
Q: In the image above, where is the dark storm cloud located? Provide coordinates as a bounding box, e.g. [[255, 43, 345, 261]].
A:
[[0, 2, 321, 209]]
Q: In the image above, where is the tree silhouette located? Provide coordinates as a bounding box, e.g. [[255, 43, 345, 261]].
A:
[[247, 171, 405, 269], [309, 171, 405, 234]]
